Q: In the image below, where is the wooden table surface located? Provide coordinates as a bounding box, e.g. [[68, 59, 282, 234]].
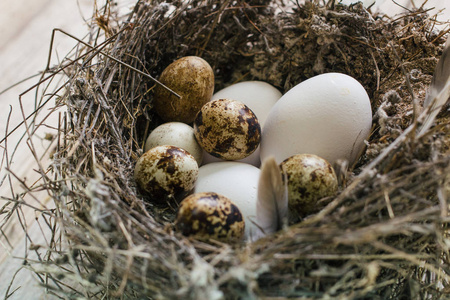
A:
[[0, 1, 96, 298], [0, 0, 448, 299]]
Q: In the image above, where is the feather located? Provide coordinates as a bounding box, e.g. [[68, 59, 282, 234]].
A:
[[253, 156, 288, 241], [418, 34, 450, 137]]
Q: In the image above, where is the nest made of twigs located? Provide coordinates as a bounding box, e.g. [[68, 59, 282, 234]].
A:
[[6, 0, 450, 299]]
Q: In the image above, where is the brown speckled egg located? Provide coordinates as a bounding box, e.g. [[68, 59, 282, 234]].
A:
[[193, 99, 261, 161], [153, 56, 214, 124], [281, 154, 338, 219], [134, 145, 199, 201], [175, 192, 245, 241]]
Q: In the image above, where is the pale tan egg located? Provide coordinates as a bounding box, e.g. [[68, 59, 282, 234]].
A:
[[134, 145, 198, 201], [153, 56, 214, 124], [193, 99, 261, 161], [280, 154, 338, 219], [174, 192, 245, 241], [145, 122, 203, 165]]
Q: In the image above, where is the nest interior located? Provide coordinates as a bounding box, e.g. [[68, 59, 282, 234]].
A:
[[7, 0, 450, 299]]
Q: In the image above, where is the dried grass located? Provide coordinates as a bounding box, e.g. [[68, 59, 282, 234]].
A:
[[1, 0, 450, 299]]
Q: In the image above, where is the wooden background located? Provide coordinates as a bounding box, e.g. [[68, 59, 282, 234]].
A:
[[0, 1, 94, 298], [0, 0, 448, 298]]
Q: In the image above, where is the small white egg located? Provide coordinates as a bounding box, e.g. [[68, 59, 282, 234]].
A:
[[134, 145, 198, 201], [261, 73, 372, 167], [194, 162, 260, 240], [202, 81, 282, 167], [145, 122, 203, 165]]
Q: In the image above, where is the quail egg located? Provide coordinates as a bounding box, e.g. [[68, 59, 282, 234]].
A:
[[194, 99, 261, 161], [134, 145, 199, 201], [201, 81, 282, 167], [281, 154, 338, 219], [153, 56, 214, 124], [175, 192, 245, 241]]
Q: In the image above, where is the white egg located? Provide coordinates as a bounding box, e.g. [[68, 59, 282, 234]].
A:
[[145, 122, 203, 165], [202, 81, 282, 167], [194, 162, 260, 240], [211, 81, 282, 126], [260, 73, 372, 167]]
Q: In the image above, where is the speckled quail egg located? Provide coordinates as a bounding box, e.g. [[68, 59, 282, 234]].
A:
[[211, 81, 282, 126], [145, 122, 203, 165], [175, 192, 245, 241], [153, 56, 214, 124], [194, 99, 261, 161], [201, 81, 282, 167], [134, 145, 199, 201], [281, 154, 338, 220]]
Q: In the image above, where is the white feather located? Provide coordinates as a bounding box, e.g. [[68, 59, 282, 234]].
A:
[[253, 156, 288, 241], [418, 35, 450, 137]]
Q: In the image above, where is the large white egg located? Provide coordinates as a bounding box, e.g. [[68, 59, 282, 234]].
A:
[[194, 162, 260, 240], [202, 81, 282, 167], [260, 73, 372, 166]]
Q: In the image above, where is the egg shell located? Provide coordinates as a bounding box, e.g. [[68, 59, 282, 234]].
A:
[[145, 122, 203, 165], [201, 81, 282, 167], [211, 81, 282, 126], [194, 99, 261, 161], [134, 145, 199, 201], [153, 56, 214, 124], [175, 192, 245, 241], [194, 162, 260, 239], [281, 154, 338, 219], [260, 73, 372, 166], [201, 147, 261, 167]]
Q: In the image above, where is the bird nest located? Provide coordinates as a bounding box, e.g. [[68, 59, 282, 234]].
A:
[[3, 0, 450, 298]]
